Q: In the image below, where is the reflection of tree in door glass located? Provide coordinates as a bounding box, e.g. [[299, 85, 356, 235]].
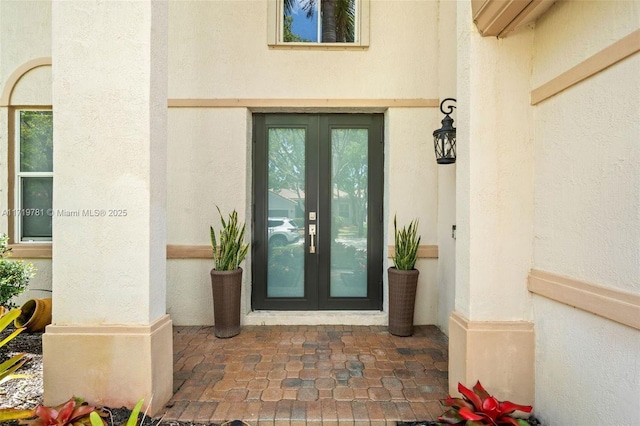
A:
[[331, 129, 368, 298], [267, 128, 306, 298], [268, 128, 306, 215]]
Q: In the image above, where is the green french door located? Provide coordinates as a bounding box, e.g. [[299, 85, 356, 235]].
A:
[[252, 114, 384, 310]]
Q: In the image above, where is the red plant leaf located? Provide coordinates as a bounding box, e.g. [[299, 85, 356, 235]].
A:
[[56, 401, 77, 425], [473, 381, 491, 400], [481, 396, 502, 420], [458, 407, 486, 421], [438, 408, 465, 424], [482, 396, 498, 411], [498, 401, 532, 415], [34, 406, 58, 426], [441, 396, 474, 410], [440, 395, 455, 406], [69, 405, 95, 422], [458, 383, 483, 410]]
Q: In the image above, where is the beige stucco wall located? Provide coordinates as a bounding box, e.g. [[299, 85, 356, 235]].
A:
[[166, 0, 445, 325], [166, 107, 251, 325], [51, 0, 168, 325], [386, 108, 439, 325], [455, 0, 535, 322], [0, 0, 53, 306], [447, 0, 536, 405], [0, 0, 51, 99], [531, 1, 640, 424], [9, 67, 52, 106], [436, 0, 457, 333], [1, 0, 449, 325], [168, 0, 438, 99]]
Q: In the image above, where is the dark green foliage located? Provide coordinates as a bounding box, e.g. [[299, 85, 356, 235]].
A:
[[0, 234, 35, 309], [19, 111, 53, 173]]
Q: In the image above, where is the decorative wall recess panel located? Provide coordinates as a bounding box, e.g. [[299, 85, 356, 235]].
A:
[[472, 0, 556, 38]]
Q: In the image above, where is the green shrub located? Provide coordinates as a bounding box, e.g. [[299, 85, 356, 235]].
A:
[[0, 234, 35, 309]]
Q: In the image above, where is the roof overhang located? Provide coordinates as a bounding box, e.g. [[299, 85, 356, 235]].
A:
[[472, 0, 556, 38]]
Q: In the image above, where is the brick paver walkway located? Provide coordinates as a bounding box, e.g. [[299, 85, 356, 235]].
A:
[[162, 325, 448, 425]]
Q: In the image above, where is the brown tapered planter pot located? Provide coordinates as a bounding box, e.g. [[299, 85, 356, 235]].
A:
[[210, 267, 243, 338], [388, 267, 419, 337]]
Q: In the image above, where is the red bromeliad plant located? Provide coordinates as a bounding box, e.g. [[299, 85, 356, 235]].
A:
[[439, 381, 533, 426], [20, 397, 106, 426]]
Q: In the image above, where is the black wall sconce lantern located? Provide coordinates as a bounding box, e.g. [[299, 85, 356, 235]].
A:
[[433, 98, 456, 164]]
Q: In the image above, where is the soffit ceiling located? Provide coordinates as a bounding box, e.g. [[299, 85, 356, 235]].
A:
[[472, 0, 557, 38]]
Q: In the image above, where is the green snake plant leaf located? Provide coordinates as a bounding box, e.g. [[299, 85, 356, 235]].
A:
[[210, 207, 249, 271], [210, 226, 218, 259], [392, 215, 421, 270]]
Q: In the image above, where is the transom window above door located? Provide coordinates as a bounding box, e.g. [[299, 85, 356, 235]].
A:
[[267, 0, 370, 48]]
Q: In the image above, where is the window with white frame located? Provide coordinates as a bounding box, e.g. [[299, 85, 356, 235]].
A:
[[268, 0, 369, 47], [15, 110, 53, 242]]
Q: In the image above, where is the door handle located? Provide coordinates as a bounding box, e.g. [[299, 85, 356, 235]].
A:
[[309, 224, 316, 254]]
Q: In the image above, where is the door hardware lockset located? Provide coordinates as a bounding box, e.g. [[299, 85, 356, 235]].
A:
[[309, 224, 317, 253]]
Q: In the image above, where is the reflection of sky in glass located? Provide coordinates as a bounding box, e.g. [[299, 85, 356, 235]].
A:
[[288, 0, 318, 42]]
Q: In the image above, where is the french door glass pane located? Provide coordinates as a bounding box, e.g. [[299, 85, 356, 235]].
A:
[[21, 177, 53, 239], [330, 128, 368, 297], [267, 128, 306, 297]]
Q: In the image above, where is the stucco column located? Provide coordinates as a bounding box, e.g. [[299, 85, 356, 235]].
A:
[[450, 1, 535, 405], [45, 0, 171, 414]]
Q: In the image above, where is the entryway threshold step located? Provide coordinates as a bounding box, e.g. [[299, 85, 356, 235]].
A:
[[244, 310, 387, 326]]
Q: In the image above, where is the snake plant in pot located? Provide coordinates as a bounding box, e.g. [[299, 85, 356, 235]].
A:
[[210, 206, 249, 338], [388, 214, 421, 336]]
